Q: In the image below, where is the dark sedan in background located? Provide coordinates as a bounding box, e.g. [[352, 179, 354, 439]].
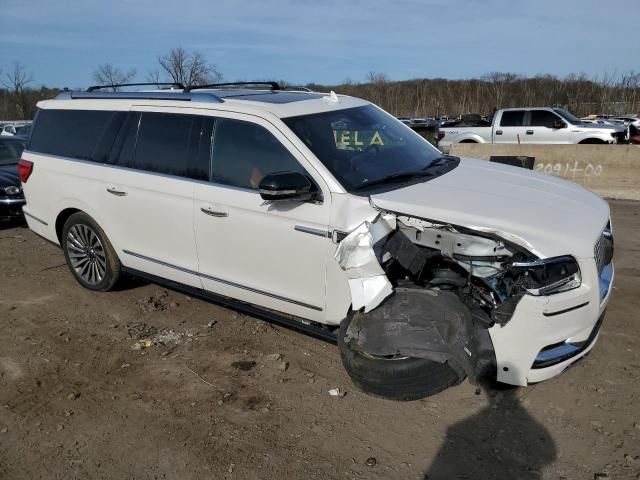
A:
[[0, 136, 26, 224]]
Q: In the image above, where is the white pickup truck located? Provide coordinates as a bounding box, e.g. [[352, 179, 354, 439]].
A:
[[438, 107, 626, 153]]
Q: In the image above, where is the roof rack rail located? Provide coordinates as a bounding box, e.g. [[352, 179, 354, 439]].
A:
[[86, 82, 185, 92], [61, 91, 224, 103], [184, 81, 281, 92]]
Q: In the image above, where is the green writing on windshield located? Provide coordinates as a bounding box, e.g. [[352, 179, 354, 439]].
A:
[[333, 130, 387, 150]]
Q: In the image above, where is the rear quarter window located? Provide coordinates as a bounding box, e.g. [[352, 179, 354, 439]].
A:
[[29, 109, 123, 161]]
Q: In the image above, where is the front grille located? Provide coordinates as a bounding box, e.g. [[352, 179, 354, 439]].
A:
[[594, 224, 613, 274]]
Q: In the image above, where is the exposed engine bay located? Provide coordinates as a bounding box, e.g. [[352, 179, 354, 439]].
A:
[[334, 209, 586, 381]]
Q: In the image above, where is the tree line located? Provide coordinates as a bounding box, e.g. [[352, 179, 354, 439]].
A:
[[311, 71, 640, 119], [1, 47, 638, 121]]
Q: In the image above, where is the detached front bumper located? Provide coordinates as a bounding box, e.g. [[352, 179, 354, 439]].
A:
[[489, 256, 613, 386], [0, 196, 26, 222]]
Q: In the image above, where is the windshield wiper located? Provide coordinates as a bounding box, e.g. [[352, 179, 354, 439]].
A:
[[353, 156, 459, 191], [354, 170, 435, 191]]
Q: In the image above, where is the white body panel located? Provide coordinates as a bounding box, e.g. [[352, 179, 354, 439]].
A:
[[21, 91, 613, 387]]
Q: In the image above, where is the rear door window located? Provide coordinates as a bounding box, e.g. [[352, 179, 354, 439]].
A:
[[500, 111, 525, 127], [211, 118, 305, 190], [29, 109, 122, 161], [128, 112, 211, 181], [134, 112, 195, 178]]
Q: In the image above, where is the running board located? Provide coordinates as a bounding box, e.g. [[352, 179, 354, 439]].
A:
[[121, 267, 338, 344]]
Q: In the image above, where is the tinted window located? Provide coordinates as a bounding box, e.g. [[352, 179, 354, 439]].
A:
[[530, 110, 560, 128], [0, 139, 25, 165], [29, 109, 121, 161], [211, 119, 304, 189], [500, 111, 525, 127], [107, 112, 140, 168], [283, 105, 443, 192], [133, 112, 210, 180]]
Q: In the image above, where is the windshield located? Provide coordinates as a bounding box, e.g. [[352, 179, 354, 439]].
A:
[[0, 140, 25, 166], [283, 105, 448, 192], [553, 108, 582, 124]]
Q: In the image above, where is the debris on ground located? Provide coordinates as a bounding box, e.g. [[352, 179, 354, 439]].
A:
[[130, 329, 192, 351], [67, 392, 80, 400], [206, 320, 217, 328], [278, 361, 289, 372], [126, 322, 158, 339], [135, 290, 179, 313], [265, 353, 281, 361], [131, 339, 152, 351], [366, 457, 377, 467], [328, 388, 346, 398], [231, 361, 257, 371]]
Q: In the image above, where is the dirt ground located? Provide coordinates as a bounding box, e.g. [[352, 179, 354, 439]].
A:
[[1, 200, 639, 480]]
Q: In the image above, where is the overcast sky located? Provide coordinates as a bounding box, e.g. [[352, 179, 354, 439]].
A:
[[0, 0, 636, 88]]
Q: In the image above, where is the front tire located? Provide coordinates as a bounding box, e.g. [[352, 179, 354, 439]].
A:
[[62, 212, 121, 291], [337, 314, 463, 401]]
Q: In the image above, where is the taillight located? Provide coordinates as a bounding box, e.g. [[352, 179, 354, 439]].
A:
[[18, 159, 33, 183], [436, 130, 445, 141]]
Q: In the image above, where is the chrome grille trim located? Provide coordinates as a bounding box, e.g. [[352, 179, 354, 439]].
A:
[[594, 222, 613, 274]]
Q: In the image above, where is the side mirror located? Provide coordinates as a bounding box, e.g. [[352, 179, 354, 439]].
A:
[[553, 120, 566, 129], [259, 171, 314, 202]]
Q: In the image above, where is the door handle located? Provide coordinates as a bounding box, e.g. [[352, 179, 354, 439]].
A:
[[106, 187, 127, 196], [526, 129, 534, 135], [201, 207, 228, 218], [495, 130, 503, 135]]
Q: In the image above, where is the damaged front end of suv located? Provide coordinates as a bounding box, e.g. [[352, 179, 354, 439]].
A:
[[335, 207, 585, 390]]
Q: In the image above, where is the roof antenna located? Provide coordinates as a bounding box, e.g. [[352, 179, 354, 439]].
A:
[[324, 90, 340, 103]]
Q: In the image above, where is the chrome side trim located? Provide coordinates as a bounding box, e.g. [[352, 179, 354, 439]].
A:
[[294, 225, 330, 238], [122, 250, 199, 276], [122, 249, 323, 311], [23, 211, 47, 226], [198, 271, 322, 311]]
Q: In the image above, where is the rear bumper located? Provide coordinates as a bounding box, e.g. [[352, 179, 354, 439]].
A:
[[0, 196, 26, 222], [489, 257, 612, 386]]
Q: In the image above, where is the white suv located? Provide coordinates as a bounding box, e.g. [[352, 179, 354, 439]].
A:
[[19, 82, 614, 400]]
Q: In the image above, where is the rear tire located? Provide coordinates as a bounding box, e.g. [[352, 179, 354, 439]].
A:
[[62, 212, 120, 291], [337, 314, 463, 401]]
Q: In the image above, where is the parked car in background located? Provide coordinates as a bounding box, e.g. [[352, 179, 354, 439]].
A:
[[582, 118, 625, 127], [14, 123, 33, 139], [0, 136, 27, 223], [611, 115, 640, 127], [438, 107, 627, 153], [1, 124, 17, 136]]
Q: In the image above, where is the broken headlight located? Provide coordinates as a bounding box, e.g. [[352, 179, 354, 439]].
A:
[[511, 256, 581, 296]]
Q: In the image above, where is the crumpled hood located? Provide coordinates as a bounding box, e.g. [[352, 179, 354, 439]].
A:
[[0, 164, 19, 188], [370, 157, 609, 259]]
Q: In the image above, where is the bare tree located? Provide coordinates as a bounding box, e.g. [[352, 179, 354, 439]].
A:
[[146, 69, 162, 84], [2, 62, 34, 118], [92, 63, 136, 90], [157, 47, 222, 87]]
